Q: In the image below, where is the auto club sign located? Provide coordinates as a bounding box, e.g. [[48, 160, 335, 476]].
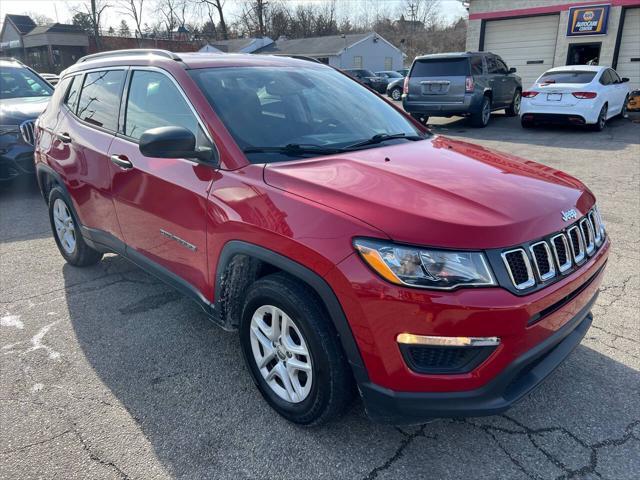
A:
[[567, 4, 610, 36]]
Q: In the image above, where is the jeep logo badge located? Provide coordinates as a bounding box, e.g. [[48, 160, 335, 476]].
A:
[[561, 209, 578, 222]]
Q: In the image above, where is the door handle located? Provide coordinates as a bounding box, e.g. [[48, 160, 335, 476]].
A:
[[110, 154, 133, 169], [56, 132, 72, 143]]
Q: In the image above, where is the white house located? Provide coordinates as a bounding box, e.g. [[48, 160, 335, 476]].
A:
[[255, 32, 405, 71]]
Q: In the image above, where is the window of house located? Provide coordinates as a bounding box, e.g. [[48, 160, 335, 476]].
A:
[[124, 70, 201, 143], [384, 57, 393, 70], [76, 70, 125, 131], [353, 56, 363, 68]]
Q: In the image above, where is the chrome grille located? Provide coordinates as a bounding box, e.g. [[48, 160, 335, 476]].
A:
[[501, 249, 535, 290], [530, 241, 556, 281], [500, 208, 605, 291], [551, 233, 572, 273], [19, 119, 35, 145], [568, 226, 586, 264], [580, 218, 595, 255]]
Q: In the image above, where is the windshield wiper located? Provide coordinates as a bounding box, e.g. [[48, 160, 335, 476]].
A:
[[242, 143, 345, 156], [344, 133, 424, 150]]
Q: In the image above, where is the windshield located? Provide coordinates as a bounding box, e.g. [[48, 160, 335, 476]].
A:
[[190, 66, 424, 163], [538, 71, 597, 84], [0, 66, 53, 99]]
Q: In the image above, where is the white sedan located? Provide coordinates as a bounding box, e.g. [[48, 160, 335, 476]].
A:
[[520, 65, 631, 130]]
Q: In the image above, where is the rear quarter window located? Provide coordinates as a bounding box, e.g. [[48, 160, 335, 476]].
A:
[[412, 58, 470, 77], [539, 71, 597, 84]]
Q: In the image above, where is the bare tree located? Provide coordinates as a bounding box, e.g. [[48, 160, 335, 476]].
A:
[[70, 1, 110, 50], [118, 0, 145, 43], [24, 12, 54, 26], [198, 0, 228, 40]]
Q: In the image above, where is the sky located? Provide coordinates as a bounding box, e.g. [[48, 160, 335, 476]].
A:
[[1, 0, 468, 30]]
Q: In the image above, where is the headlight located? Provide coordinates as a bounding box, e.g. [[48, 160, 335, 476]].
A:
[[354, 238, 497, 290]]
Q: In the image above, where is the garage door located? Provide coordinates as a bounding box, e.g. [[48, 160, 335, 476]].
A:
[[484, 15, 560, 88], [616, 8, 640, 89]]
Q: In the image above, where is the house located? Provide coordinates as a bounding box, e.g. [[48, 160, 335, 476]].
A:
[[255, 32, 404, 71], [200, 37, 273, 54], [1, 15, 88, 73]]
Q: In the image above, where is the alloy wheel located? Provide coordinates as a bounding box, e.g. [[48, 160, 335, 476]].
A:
[[482, 99, 491, 125], [52, 198, 76, 254], [513, 93, 521, 115], [599, 105, 607, 129], [391, 88, 401, 101], [249, 305, 313, 403]]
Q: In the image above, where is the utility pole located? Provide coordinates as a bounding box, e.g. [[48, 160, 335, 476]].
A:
[[408, 2, 417, 56]]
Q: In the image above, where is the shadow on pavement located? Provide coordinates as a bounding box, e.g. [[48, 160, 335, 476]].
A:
[[63, 255, 640, 479]]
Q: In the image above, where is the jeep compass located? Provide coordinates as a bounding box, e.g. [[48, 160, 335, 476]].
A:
[[35, 50, 609, 425]]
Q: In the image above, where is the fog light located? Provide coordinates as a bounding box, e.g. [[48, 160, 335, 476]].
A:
[[396, 333, 500, 347]]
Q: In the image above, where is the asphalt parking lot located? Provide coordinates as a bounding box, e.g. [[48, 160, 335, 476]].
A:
[[1, 114, 639, 480]]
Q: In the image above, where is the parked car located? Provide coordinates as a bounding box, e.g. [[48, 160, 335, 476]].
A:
[[521, 66, 631, 131], [386, 77, 404, 101], [375, 70, 404, 81], [396, 68, 409, 77], [403, 52, 522, 127], [36, 49, 609, 426], [343, 69, 388, 93], [40, 73, 60, 86], [0, 58, 53, 182]]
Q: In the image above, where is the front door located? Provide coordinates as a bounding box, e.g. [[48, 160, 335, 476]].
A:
[[108, 68, 218, 297]]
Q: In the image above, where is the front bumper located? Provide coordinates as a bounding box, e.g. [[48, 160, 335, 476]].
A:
[[0, 135, 35, 182], [359, 295, 595, 424]]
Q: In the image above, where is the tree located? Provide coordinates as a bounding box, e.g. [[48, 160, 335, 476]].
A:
[[24, 12, 53, 26], [118, 19, 131, 36], [70, 0, 110, 50], [198, 0, 228, 40], [118, 0, 145, 43], [72, 12, 93, 32]]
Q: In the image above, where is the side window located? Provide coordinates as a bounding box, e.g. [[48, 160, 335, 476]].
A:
[[609, 69, 621, 84], [599, 70, 611, 85], [124, 70, 200, 142], [470, 56, 483, 75], [65, 75, 80, 113], [77, 70, 125, 131], [496, 58, 509, 74], [486, 56, 499, 74]]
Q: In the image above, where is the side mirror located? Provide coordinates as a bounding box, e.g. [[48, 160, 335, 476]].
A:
[[509, 67, 517, 74], [139, 126, 214, 163], [622, 77, 630, 83]]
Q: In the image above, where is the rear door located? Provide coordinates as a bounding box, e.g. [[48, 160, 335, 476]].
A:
[[108, 68, 218, 297], [486, 55, 508, 105], [407, 57, 469, 104], [48, 69, 125, 243]]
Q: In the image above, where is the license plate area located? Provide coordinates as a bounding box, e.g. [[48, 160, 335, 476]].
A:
[[547, 93, 562, 101], [421, 81, 450, 95]]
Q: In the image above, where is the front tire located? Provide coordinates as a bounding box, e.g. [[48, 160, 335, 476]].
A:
[[240, 273, 353, 426], [390, 87, 402, 101], [48, 187, 102, 266], [618, 95, 629, 118]]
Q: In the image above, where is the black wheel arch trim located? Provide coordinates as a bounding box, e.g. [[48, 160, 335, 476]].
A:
[[214, 240, 369, 383]]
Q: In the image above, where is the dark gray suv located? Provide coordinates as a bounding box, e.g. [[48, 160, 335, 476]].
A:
[[403, 52, 522, 127]]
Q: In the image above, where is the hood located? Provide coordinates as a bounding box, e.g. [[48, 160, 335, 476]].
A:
[[0, 96, 50, 125], [264, 136, 594, 249]]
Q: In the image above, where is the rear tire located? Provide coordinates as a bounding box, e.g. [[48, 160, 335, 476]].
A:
[[410, 113, 429, 125], [505, 90, 521, 117], [618, 96, 629, 118], [48, 187, 102, 267], [471, 96, 491, 127], [240, 273, 353, 426], [591, 104, 608, 131], [521, 118, 534, 129], [390, 87, 402, 101]]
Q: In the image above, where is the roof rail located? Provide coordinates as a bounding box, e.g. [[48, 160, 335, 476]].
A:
[[78, 49, 182, 63], [0, 56, 23, 63]]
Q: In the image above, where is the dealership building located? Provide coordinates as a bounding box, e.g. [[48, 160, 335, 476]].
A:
[[466, 1, 640, 88]]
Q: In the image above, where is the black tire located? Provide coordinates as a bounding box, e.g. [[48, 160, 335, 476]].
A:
[[410, 113, 429, 125], [505, 90, 521, 117], [618, 95, 629, 118], [470, 96, 491, 127], [240, 273, 353, 426], [48, 187, 102, 266], [390, 87, 402, 101], [591, 104, 608, 131]]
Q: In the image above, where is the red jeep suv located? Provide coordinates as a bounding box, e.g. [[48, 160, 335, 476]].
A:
[[35, 50, 609, 425]]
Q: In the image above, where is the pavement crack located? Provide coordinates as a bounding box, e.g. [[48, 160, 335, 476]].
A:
[[0, 430, 72, 455], [362, 424, 431, 480], [72, 429, 130, 479]]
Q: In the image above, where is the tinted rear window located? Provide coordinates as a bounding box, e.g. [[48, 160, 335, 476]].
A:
[[412, 58, 470, 77], [538, 71, 597, 84]]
